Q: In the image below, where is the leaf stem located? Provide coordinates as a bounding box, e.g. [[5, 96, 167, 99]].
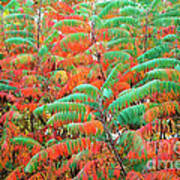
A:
[[37, 0, 42, 51]]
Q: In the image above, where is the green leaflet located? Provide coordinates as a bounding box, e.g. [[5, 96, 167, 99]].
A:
[[118, 89, 133, 98], [73, 3, 91, 10], [33, 102, 87, 117], [103, 17, 138, 28], [116, 131, 144, 155], [24, 138, 91, 173], [44, 30, 59, 44], [55, 93, 94, 103], [138, 69, 180, 85], [98, 28, 130, 40], [0, 83, 17, 91], [102, 63, 125, 90], [75, 7, 91, 16], [163, 34, 178, 42], [66, 121, 103, 136], [60, 33, 89, 52], [122, 49, 134, 56], [153, 17, 180, 27], [172, 3, 180, 10], [24, 150, 48, 173], [54, 19, 86, 28], [0, 54, 3, 60], [132, 58, 180, 72], [5, 0, 19, 10], [73, 84, 101, 99], [107, 38, 131, 49], [106, 61, 130, 76], [69, 150, 89, 170], [157, 10, 180, 18], [10, 136, 42, 148], [54, 93, 98, 108], [149, 0, 161, 11], [4, 24, 25, 31], [25, 0, 34, 6], [102, 88, 113, 99], [0, 79, 11, 84], [5, 30, 34, 38], [108, 80, 180, 113], [5, 23, 34, 32], [0, 5, 3, 10], [5, 37, 34, 47], [119, 6, 144, 16], [47, 111, 92, 125], [113, 103, 158, 127], [170, 48, 180, 57], [45, 139, 58, 147], [175, 65, 180, 72], [4, 13, 34, 21], [61, 33, 88, 43], [143, 101, 180, 122], [98, 0, 138, 18], [137, 43, 172, 63], [95, 1, 110, 9], [38, 45, 48, 57], [104, 51, 130, 61]]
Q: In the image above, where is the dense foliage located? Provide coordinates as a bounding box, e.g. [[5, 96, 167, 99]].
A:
[[0, 0, 180, 179]]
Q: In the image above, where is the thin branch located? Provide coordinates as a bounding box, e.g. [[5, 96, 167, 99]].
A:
[[36, 0, 43, 72], [91, 21, 96, 44], [98, 98, 127, 177], [37, 0, 43, 51], [91, 19, 106, 81], [30, 113, 34, 133], [101, 119, 127, 177], [96, 52, 106, 81], [143, 15, 148, 52]]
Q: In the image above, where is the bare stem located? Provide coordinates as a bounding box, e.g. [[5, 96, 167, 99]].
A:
[[36, 0, 43, 72], [98, 99, 127, 177], [97, 52, 106, 81], [102, 119, 127, 177], [37, 0, 42, 51], [143, 16, 148, 52]]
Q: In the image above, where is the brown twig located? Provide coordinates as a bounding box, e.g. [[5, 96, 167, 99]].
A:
[[98, 98, 127, 177], [96, 52, 106, 81], [37, 0, 42, 51], [101, 118, 127, 177]]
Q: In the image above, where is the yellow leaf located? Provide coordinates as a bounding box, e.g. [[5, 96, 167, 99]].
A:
[[55, 70, 68, 84]]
